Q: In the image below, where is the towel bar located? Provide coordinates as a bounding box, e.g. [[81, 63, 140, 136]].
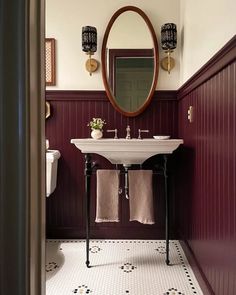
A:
[[84, 153, 170, 267]]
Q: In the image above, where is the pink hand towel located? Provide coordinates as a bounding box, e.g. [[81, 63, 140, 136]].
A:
[[128, 170, 155, 224], [95, 170, 120, 223]]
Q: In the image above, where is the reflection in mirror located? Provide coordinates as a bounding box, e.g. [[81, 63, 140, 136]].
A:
[[108, 49, 154, 112], [102, 6, 158, 117]]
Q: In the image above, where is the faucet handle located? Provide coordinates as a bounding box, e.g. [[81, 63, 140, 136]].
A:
[[126, 125, 131, 139], [107, 129, 118, 139], [138, 129, 149, 139]]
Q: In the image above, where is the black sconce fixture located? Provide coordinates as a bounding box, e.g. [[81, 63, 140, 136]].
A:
[[161, 23, 177, 74], [82, 26, 98, 75]]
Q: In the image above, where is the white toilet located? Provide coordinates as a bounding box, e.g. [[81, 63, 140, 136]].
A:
[[46, 149, 61, 197]]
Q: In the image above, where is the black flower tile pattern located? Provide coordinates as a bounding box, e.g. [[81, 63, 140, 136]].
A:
[[155, 245, 166, 254], [46, 262, 59, 272], [72, 284, 92, 294], [89, 245, 102, 254], [46, 239, 203, 295], [164, 288, 184, 294], [120, 262, 137, 273]]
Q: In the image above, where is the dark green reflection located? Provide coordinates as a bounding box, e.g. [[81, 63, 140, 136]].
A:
[[114, 57, 154, 112]]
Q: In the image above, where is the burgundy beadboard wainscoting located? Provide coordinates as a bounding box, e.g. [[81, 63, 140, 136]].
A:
[[45, 90, 179, 239], [177, 36, 236, 295]]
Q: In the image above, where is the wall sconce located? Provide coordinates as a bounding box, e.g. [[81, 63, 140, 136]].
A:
[[82, 26, 98, 76], [160, 23, 177, 74]]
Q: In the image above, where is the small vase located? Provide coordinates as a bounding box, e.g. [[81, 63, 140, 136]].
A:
[[91, 129, 103, 140]]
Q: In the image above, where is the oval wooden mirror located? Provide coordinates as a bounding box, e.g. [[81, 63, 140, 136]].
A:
[[102, 6, 159, 117]]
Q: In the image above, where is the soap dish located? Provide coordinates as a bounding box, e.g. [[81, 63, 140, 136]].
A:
[[153, 135, 170, 140]]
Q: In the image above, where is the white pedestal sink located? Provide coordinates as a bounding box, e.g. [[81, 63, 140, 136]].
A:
[[71, 137, 184, 267], [71, 138, 183, 165]]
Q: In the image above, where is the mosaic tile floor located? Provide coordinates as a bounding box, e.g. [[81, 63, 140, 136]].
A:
[[46, 240, 203, 295]]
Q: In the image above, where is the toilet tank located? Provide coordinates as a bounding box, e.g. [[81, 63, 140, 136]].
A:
[[46, 150, 61, 197]]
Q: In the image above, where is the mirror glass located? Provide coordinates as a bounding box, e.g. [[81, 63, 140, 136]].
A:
[[102, 6, 159, 117]]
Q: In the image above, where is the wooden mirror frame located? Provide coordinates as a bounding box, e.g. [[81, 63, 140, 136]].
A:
[[101, 6, 159, 117]]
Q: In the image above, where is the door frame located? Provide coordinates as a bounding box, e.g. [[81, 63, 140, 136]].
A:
[[0, 0, 45, 294]]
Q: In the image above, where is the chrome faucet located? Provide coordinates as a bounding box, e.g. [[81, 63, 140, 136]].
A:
[[126, 125, 131, 139], [107, 129, 118, 139], [138, 129, 149, 139]]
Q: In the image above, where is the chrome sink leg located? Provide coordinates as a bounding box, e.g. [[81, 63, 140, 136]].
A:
[[123, 164, 131, 199]]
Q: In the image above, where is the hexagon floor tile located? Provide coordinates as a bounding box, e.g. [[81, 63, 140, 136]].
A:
[[46, 240, 203, 295]]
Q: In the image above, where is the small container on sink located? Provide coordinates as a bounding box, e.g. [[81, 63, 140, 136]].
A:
[[153, 135, 170, 140]]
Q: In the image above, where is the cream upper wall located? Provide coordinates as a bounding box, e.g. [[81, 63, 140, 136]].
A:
[[46, 0, 180, 90], [46, 0, 236, 90], [180, 0, 236, 84]]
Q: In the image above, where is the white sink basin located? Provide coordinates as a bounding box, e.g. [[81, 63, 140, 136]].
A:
[[71, 138, 183, 165]]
